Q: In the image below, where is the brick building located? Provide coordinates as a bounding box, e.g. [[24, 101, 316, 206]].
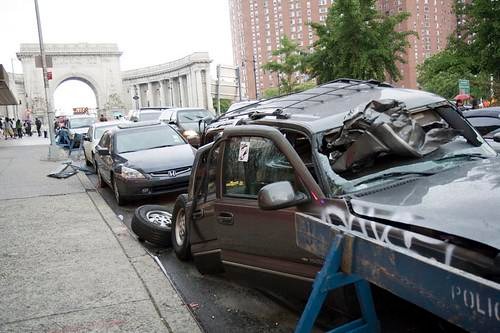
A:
[[229, 0, 457, 98]]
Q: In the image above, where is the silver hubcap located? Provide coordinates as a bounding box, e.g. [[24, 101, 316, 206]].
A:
[[175, 208, 186, 246], [146, 210, 172, 228]]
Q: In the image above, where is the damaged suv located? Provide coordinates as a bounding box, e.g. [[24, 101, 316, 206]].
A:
[[170, 79, 499, 299]]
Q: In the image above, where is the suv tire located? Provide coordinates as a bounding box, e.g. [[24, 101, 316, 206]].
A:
[[131, 205, 172, 247], [172, 194, 191, 260]]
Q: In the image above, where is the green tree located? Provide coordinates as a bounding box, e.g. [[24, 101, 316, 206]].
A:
[[417, 46, 491, 99], [456, 0, 500, 79], [212, 98, 232, 113], [262, 36, 306, 94], [262, 80, 317, 98], [307, 0, 415, 83]]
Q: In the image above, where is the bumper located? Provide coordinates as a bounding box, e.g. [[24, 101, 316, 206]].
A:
[[115, 174, 189, 198]]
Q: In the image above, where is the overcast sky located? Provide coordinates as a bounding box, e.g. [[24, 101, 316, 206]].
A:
[[0, 0, 233, 113]]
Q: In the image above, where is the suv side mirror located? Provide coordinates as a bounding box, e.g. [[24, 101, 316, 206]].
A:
[[258, 181, 309, 210], [83, 134, 91, 141], [96, 146, 110, 156], [493, 132, 500, 143]]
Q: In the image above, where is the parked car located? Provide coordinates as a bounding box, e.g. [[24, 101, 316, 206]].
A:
[[83, 120, 128, 169], [129, 107, 170, 122], [94, 121, 195, 205], [154, 79, 499, 306], [66, 114, 96, 135], [159, 107, 215, 147], [463, 107, 500, 152]]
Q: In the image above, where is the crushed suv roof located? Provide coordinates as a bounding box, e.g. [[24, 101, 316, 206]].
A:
[[218, 79, 448, 132]]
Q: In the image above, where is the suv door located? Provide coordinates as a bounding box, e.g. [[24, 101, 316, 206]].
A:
[[214, 129, 323, 281]]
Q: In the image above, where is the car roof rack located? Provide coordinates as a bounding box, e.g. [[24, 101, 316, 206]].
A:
[[117, 120, 161, 129], [218, 79, 393, 122]]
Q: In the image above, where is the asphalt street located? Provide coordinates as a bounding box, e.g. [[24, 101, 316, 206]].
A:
[[86, 172, 302, 333], [85, 168, 468, 333]]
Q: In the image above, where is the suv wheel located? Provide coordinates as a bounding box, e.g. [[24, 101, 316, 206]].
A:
[[172, 194, 191, 260], [113, 175, 127, 206], [131, 205, 172, 247]]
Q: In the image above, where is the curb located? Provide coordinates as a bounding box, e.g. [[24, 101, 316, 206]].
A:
[[76, 172, 202, 333]]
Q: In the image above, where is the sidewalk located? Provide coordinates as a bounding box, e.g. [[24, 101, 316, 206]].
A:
[[0, 139, 201, 332]]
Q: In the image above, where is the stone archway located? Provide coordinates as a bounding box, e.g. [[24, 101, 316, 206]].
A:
[[16, 43, 125, 119], [52, 74, 101, 113]]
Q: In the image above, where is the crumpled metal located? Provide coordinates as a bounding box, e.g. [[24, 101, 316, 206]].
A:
[[326, 99, 458, 172]]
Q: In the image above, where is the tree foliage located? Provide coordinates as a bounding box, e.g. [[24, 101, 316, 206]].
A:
[[456, 0, 500, 79], [212, 98, 232, 113], [262, 80, 317, 98], [262, 36, 306, 94], [307, 0, 415, 83]]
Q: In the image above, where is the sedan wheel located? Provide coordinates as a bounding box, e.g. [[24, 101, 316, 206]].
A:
[[96, 168, 105, 188], [113, 176, 127, 206]]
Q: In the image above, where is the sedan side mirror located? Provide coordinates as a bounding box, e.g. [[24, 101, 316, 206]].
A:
[[96, 146, 110, 156], [493, 132, 500, 143], [258, 181, 309, 210]]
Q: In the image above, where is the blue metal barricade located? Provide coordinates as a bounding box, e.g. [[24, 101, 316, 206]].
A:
[[295, 213, 500, 333]]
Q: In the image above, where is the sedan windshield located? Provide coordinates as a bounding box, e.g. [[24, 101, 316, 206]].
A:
[[94, 125, 117, 140], [116, 126, 185, 154], [69, 117, 95, 129]]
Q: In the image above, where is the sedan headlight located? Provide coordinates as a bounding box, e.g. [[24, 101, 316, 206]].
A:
[[120, 166, 145, 179], [182, 130, 199, 139]]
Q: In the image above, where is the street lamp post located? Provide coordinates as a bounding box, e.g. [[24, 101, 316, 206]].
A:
[[34, 0, 57, 158], [241, 55, 259, 100]]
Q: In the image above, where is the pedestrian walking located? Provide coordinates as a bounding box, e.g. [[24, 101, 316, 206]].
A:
[[25, 120, 33, 137], [99, 114, 108, 122], [4, 117, 14, 139], [0, 117, 3, 138], [15, 119, 23, 138], [42, 123, 48, 138], [35, 118, 42, 137]]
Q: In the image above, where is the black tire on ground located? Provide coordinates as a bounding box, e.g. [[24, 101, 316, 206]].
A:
[[96, 168, 106, 188], [85, 155, 92, 166], [131, 205, 172, 247], [171, 194, 191, 260], [112, 175, 127, 206]]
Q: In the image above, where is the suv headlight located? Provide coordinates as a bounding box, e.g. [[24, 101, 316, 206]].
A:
[[183, 130, 199, 139], [121, 166, 145, 179]]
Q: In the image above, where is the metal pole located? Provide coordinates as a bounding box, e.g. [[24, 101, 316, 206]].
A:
[[236, 67, 242, 102], [34, 0, 56, 154], [216, 64, 221, 115], [252, 55, 258, 99], [10, 58, 19, 119]]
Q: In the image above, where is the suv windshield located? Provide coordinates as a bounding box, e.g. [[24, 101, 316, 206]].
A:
[[317, 103, 496, 195], [116, 125, 185, 153], [69, 117, 95, 129], [178, 109, 212, 124]]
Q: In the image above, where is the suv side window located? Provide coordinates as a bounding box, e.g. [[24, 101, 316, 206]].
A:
[[222, 136, 297, 198]]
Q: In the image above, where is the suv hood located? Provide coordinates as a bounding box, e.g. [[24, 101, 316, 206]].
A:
[[118, 144, 195, 173], [349, 158, 500, 250]]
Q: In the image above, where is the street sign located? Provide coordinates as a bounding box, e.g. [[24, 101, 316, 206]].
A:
[[46, 71, 52, 80], [73, 107, 89, 114], [35, 55, 53, 68], [458, 79, 470, 95]]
